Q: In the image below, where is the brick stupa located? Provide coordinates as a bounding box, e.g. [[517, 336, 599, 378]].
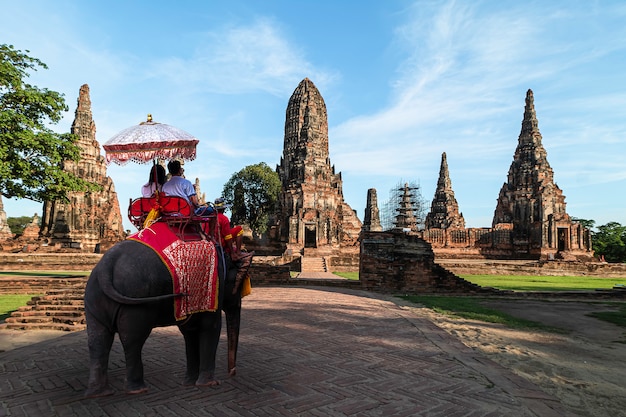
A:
[[275, 78, 362, 252], [40, 84, 125, 252], [425, 152, 465, 229], [492, 89, 587, 257]]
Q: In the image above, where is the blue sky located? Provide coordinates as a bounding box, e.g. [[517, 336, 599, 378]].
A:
[[3, 0, 626, 232]]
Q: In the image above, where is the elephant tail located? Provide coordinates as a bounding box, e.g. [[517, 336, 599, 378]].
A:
[[94, 269, 185, 305]]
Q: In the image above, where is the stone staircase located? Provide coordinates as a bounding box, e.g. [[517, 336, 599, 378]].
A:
[[1, 284, 86, 332], [301, 256, 327, 272]]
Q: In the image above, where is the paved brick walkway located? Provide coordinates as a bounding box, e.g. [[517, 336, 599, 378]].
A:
[[0, 287, 577, 416]]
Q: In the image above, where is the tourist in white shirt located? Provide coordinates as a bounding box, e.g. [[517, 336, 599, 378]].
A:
[[162, 160, 199, 208]]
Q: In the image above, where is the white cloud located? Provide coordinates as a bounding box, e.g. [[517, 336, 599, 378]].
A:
[[152, 18, 337, 97], [328, 0, 626, 226]]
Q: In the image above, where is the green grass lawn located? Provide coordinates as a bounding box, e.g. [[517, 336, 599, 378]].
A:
[[398, 294, 567, 332], [332, 271, 359, 280], [334, 271, 626, 291], [334, 272, 626, 330], [588, 305, 626, 327], [0, 271, 86, 322], [398, 294, 626, 331], [0, 294, 39, 322], [459, 274, 626, 291]]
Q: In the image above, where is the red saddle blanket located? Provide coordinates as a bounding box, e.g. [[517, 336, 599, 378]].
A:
[[128, 222, 219, 320]]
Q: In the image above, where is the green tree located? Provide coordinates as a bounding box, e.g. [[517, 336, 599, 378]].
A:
[[231, 181, 247, 226], [7, 215, 34, 235], [592, 222, 626, 263], [571, 217, 595, 231], [222, 162, 281, 236], [0, 44, 97, 203]]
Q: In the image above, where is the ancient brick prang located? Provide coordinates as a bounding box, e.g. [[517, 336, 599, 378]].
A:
[[420, 90, 592, 260], [363, 188, 382, 232], [276, 78, 362, 253], [425, 152, 465, 229], [492, 89, 590, 257], [39, 84, 125, 252]]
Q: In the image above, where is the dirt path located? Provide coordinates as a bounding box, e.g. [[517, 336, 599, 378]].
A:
[[412, 299, 626, 417]]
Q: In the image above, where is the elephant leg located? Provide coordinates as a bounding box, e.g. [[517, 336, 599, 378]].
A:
[[85, 313, 116, 398], [180, 329, 200, 386], [118, 317, 152, 394], [224, 294, 242, 376], [195, 312, 222, 387]]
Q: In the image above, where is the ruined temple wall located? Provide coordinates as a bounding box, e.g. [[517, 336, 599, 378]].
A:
[[420, 222, 592, 260], [359, 230, 486, 294]]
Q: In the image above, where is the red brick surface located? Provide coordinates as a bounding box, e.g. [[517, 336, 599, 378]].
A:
[[0, 287, 576, 416]]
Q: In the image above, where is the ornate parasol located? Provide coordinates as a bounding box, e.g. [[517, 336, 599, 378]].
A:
[[103, 114, 199, 165]]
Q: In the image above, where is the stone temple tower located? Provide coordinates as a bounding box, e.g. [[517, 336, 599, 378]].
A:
[[276, 78, 362, 253], [40, 84, 125, 252], [492, 89, 590, 257], [425, 152, 465, 229], [362, 188, 382, 232]]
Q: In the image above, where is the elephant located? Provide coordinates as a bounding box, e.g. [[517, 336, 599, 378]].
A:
[[83, 238, 243, 398]]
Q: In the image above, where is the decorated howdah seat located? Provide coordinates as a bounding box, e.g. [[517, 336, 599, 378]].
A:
[[128, 194, 215, 241]]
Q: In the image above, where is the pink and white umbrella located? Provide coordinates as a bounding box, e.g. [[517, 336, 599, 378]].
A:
[[103, 114, 199, 165]]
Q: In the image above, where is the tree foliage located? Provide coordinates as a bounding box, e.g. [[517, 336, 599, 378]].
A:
[[7, 215, 34, 235], [592, 221, 626, 263], [222, 162, 281, 236], [0, 44, 97, 203], [571, 217, 595, 231]]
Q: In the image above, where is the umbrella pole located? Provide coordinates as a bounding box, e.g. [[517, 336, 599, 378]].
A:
[[142, 160, 162, 229], [151, 159, 158, 196]]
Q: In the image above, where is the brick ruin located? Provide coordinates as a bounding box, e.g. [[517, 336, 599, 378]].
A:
[[425, 152, 465, 230], [36, 85, 125, 252], [366, 89, 593, 261], [275, 78, 362, 256], [359, 230, 487, 294], [491, 89, 591, 259], [26, 84, 124, 253], [362, 188, 382, 232], [0, 83, 593, 264], [0, 197, 13, 241]]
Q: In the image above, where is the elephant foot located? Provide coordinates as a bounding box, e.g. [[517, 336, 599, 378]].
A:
[[195, 370, 219, 387], [127, 386, 149, 395], [126, 382, 149, 395], [228, 367, 237, 377], [182, 376, 198, 386], [195, 376, 220, 387], [84, 386, 115, 398], [183, 372, 200, 387]]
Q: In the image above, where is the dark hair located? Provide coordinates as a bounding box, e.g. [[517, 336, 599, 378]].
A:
[[148, 165, 166, 185], [167, 160, 182, 175]]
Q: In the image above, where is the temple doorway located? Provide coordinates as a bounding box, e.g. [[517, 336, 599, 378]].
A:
[[557, 227, 569, 251], [304, 224, 317, 248]]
